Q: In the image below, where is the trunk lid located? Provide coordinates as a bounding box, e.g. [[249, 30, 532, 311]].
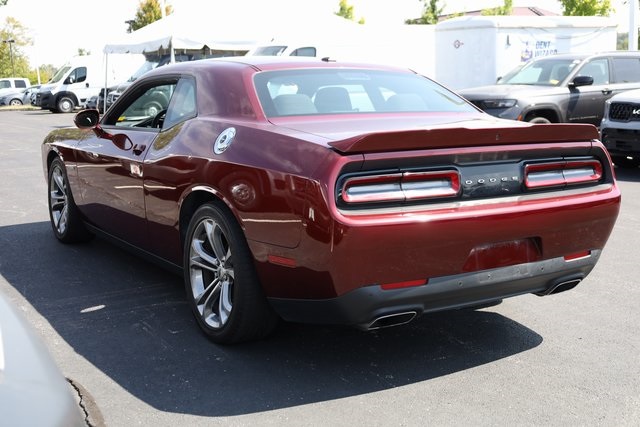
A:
[[270, 113, 599, 154]]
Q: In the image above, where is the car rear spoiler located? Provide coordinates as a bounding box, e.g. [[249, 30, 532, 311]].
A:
[[328, 123, 600, 154]]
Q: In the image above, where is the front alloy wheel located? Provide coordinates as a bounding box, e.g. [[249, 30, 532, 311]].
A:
[[48, 158, 91, 243], [184, 203, 278, 344]]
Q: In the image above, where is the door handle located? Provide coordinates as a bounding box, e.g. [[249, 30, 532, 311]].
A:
[[132, 144, 146, 155]]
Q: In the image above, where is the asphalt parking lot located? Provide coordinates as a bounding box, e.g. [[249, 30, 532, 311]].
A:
[[1, 110, 639, 426]]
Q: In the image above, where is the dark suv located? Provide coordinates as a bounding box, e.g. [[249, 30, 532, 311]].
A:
[[458, 52, 640, 126]]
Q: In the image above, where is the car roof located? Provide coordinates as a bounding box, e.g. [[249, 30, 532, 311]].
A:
[[143, 55, 416, 77]]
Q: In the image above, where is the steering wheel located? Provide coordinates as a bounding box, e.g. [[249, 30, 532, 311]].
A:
[[151, 109, 167, 129]]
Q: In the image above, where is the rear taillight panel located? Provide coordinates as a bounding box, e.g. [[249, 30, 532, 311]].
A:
[[341, 170, 460, 204], [336, 156, 607, 210], [524, 159, 603, 189]]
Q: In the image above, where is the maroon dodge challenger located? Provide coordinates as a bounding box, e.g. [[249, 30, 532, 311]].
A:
[[41, 57, 621, 344]]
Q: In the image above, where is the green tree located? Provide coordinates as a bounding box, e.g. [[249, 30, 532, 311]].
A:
[[128, 0, 173, 33], [77, 48, 91, 56], [335, 0, 364, 24], [406, 0, 443, 25], [0, 1, 8, 6], [481, 0, 513, 16], [0, 17, 32, 78], [559, 0, 612, 16], [335, 0, 354, 20]]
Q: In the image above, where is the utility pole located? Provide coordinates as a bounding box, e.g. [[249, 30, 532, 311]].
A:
[[2, 39, 15, 75], [631, 0, 639, 51]]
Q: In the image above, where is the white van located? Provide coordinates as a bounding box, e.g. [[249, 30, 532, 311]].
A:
[[35, 54, 142, 113]]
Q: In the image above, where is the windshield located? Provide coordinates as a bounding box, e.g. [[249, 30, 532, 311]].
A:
[[48, 65, 71, 84], [252, 46, 288, 56], [498, 58, 582, 86], [255, 69, 477, 118]]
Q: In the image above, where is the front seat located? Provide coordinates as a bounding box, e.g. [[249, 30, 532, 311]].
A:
[[314, 87, 352, 113]]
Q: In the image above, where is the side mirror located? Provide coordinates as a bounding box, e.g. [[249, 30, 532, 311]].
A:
[[74, 109, 100, 129], [569, 75, 594, 88]]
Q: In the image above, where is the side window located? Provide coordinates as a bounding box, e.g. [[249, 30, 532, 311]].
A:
[[15, 80, 27, 88], [612, 57, 640, 83], [163, 78, 197, 129], [105, 80, 177, 128], [290, 47, 316, 57], [75, 67, 87, 83], [577, 59, 609, 85], [66, 67, 87, 84]]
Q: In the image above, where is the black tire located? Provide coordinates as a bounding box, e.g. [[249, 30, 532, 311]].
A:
[[57, 96, 75, 113], [611, 155, 640, 169], [528, 116, 551, 124], [9, 98, 22, 106], [183, 202, 278, 344], [47, 158, 92, 243]]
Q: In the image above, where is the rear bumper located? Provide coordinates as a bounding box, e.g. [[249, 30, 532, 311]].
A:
[[268, 250, 600, 328]]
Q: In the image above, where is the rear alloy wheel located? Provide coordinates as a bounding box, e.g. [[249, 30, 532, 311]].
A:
[[48, 158, 92, 243], [184, 203, 278, 344], [9, 98, 22, 106], [56, 96, 75, 113]]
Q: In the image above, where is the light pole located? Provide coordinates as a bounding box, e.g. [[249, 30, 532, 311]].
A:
[[2, 39, 15, 75]]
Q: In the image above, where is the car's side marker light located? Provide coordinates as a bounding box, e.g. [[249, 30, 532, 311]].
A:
[[267, 255, 297, 268]]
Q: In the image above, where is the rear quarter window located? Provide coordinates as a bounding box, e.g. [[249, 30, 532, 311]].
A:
[[612, 57, 640, 83]]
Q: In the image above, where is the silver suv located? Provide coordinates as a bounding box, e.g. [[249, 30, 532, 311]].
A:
[[458, 52, 640, 126], [600, 88, 640, 168]]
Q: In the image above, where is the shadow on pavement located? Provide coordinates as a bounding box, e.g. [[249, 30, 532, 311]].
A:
[[0, 221, 543, 417]]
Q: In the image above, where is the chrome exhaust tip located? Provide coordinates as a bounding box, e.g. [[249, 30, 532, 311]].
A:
[[544, 278, 582, 295], [367, 311, 417, 330]]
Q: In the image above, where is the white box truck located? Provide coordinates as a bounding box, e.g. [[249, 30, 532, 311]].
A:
[[435, 15, 617, 91]]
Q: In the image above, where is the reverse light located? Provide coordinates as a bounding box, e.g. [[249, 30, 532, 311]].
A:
[[524, 159, 603, 189], [341, 170, 460, 204], [564, 250, 592, 261]]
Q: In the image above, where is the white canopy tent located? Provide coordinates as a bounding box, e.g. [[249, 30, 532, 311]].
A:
[[102, 1, 364, 61]]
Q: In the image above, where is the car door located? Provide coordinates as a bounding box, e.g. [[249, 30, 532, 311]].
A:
[[74, 77, 178, 249], [566, 58, 612, 125]]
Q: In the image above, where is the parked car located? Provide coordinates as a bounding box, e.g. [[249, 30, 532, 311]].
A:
[[41, 57, 621, 344], [0, 89, 26, 106], [0, 84, 41, 106], [0, 290, 85, 426], [600, 87, 640, 168], [458, 51, 640, 126]]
